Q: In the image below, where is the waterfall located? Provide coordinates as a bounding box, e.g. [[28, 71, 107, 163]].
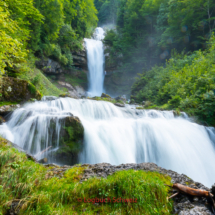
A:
[[1, 97, 215, 187], [84, 27, 105, 97]]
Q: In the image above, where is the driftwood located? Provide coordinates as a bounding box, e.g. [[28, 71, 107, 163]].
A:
[[167, 183, 215, 213]]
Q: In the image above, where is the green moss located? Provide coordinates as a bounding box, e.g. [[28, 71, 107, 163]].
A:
[[0, 101, 18, 107], [27, 82, 37, 95], [136, 106, 144, 110], [89, 96, 124, 105], [0, 136, 173, 215]]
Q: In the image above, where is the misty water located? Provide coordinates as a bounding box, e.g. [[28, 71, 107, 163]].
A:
[[1, 97, 215, 187], [84, 27, 105, 96]]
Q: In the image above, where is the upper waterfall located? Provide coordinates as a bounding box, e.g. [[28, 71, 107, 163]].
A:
[[1, 97, 215, 187], [84, 27, 105, 97]]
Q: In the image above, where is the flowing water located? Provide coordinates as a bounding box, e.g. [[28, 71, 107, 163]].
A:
[[1, 97, 215, 187], [84, 27, 105, 97]]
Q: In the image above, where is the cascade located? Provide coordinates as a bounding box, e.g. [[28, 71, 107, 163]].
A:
[[84, 27, 105, 97], [1, 97, 215, 187]]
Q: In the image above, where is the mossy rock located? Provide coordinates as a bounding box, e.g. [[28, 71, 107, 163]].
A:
[[53, 116, 84, 165], [0, 77, 42, 102], [101, 93, 111, 98]]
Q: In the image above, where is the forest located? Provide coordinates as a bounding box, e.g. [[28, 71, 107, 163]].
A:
[[0, 0, 97, 74], [99, 0, 215, 126]]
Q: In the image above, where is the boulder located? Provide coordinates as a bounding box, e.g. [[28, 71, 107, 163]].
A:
[[58, 81, 86, 98], [0, 77, 42, 103], [114, 103, 125, 107], [115, 95, 126, 102], [52, 116, 84, 165]]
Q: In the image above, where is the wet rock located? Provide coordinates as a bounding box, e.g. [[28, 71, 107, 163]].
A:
[[42, 96, 58, 101], [53, 116, 84, 165], [0, 104, 21, 116], [0, 116, 5, 124], [114, 103, 125, 107]]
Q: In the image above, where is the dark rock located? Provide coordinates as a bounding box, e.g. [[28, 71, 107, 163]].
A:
[[114, 103, 125, 107], [0, 115, 5, 124]]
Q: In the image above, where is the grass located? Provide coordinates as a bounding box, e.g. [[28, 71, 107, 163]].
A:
[[64, 71, 87, 88], [0, 136, 173, 215], [0, 101, 18, 107], [17, 55, 64, 97], [19, 68, 64, 97]]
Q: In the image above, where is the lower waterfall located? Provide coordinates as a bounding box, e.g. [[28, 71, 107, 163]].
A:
[[1, 97, 215, 187]]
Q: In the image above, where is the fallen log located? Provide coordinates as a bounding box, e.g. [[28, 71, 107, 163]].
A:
[[170, 183, 212, 198], [167, 183, 215, 214]]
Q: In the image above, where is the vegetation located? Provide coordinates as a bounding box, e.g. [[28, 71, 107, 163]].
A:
[[18, 56, 65, 96], [131, 35, 215, 126], [0, 137, 172, 214], [94, 0, 119, 25], [103, 0, 215, 89], [0, 101, 18, 107], [0, 0, 97, 76], [89, 96, 124, 104]]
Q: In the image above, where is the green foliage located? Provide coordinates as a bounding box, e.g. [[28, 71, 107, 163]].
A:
[[0, 137, 173, 214], [132, 35, 215, 126], [104, 0, 215, 89], [18, 55, 64, 96], [0, 0, 98, 76], [95, 0, 119, 25]]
